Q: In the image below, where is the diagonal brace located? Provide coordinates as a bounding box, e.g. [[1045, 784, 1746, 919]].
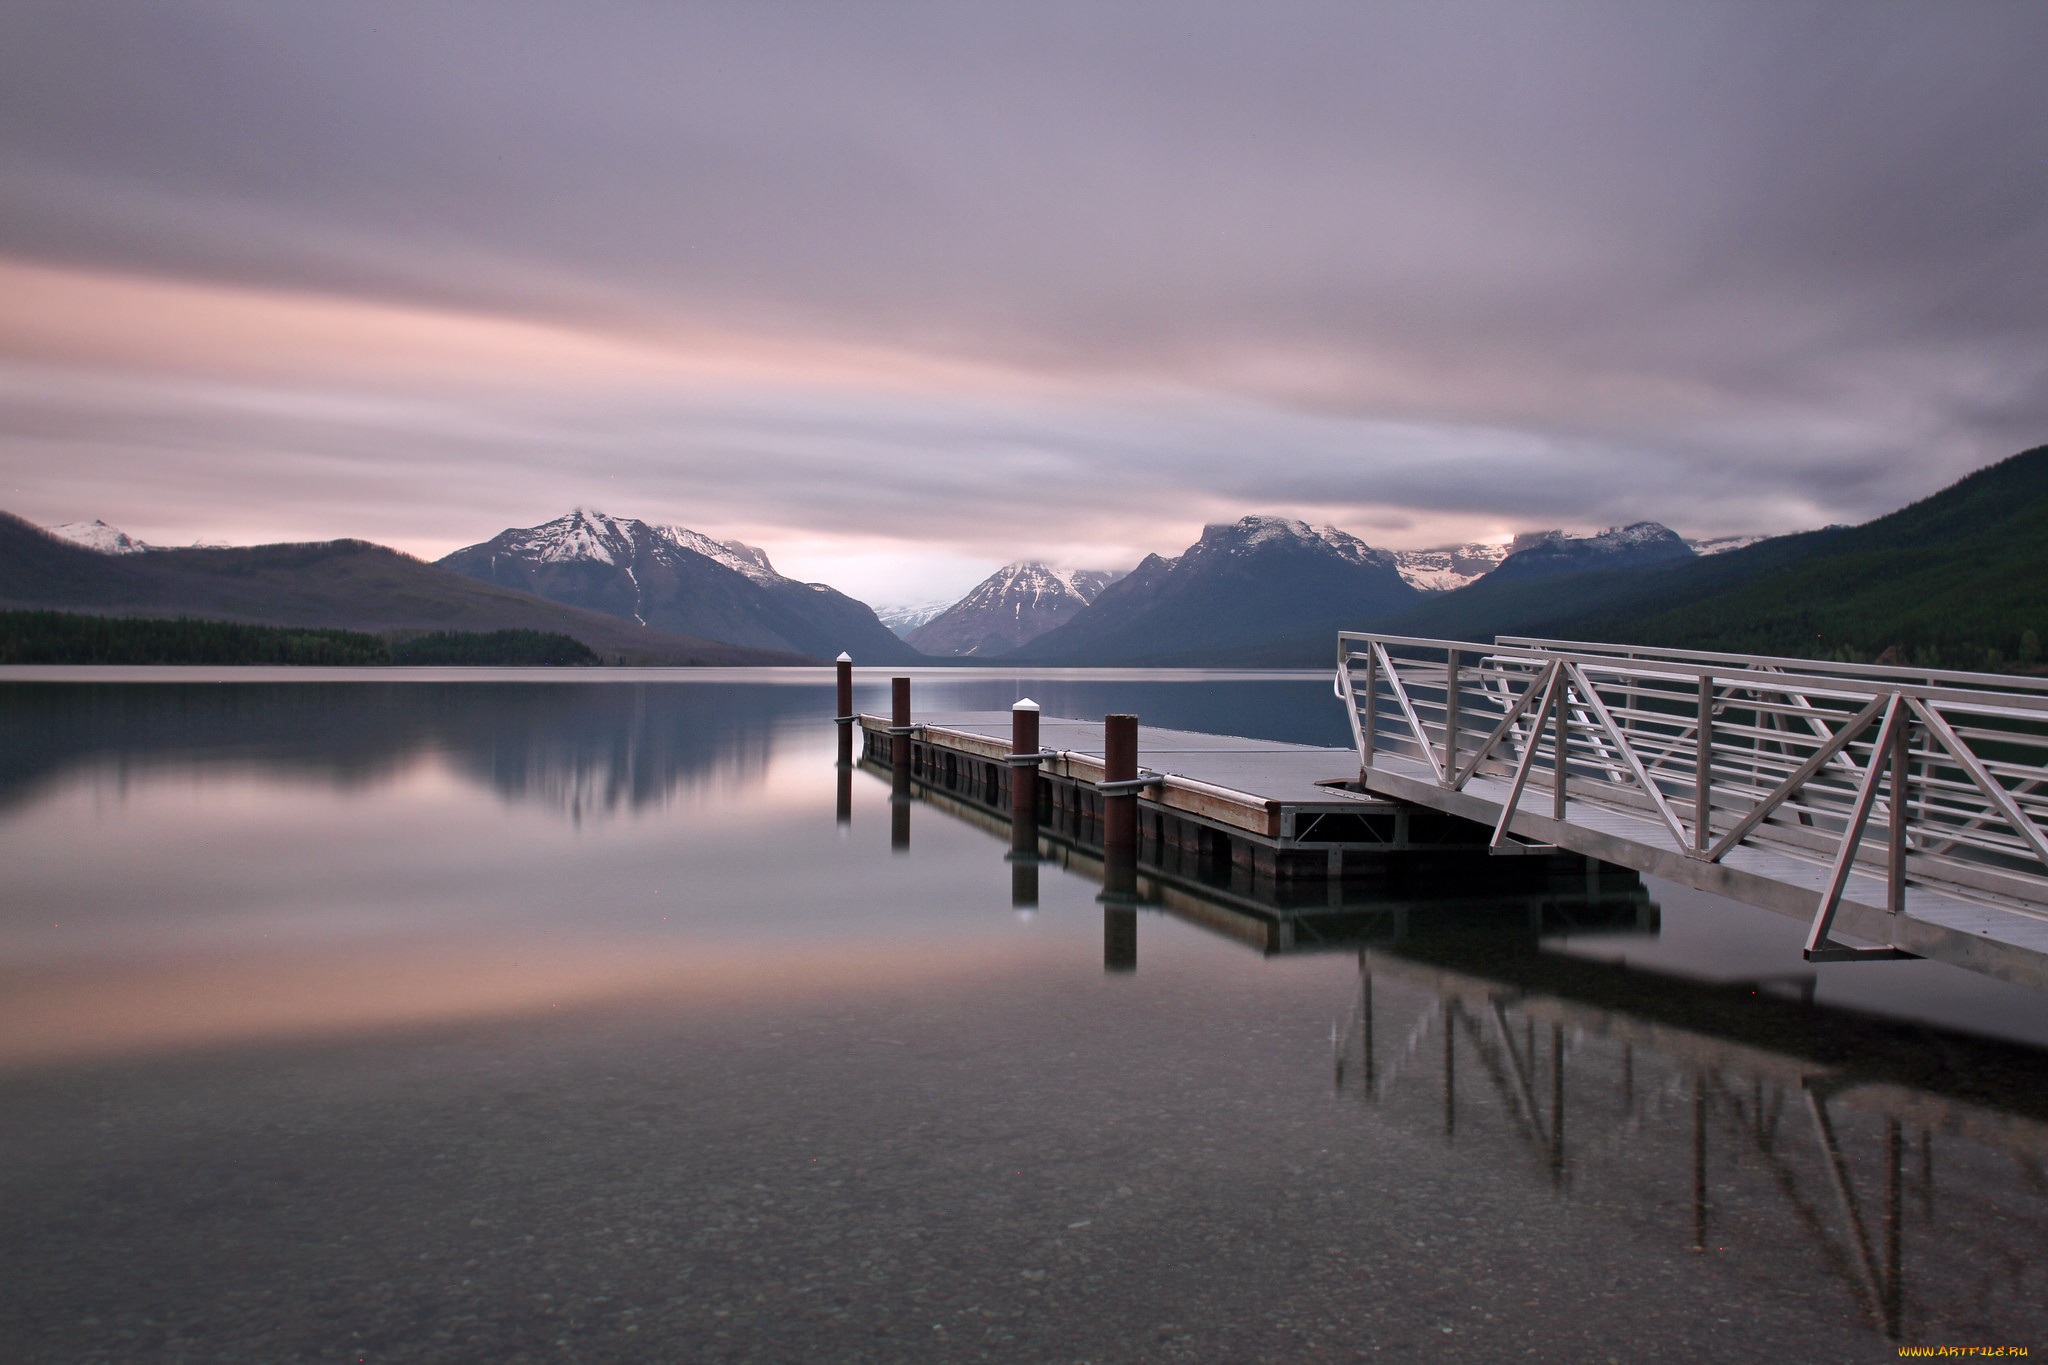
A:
[[1804, 694, 1918, 962]]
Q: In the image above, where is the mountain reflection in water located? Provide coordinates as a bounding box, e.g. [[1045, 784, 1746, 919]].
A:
[[5, 674, 2048, 1361], [0, 680, 808, 819]]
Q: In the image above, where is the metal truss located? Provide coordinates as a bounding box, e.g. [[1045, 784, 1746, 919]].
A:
[[1337, 633, 2048, 961]]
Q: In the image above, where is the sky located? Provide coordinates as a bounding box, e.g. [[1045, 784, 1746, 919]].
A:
[[2, 3, 2046, 607]]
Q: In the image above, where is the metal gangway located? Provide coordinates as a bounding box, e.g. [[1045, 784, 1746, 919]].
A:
[[1336, 633, 2048, 987]]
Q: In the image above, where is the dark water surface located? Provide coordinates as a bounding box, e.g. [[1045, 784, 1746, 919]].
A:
[[3, 668, 2046, 1363]]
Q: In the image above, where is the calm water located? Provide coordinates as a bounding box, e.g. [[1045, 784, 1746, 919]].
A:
[[3, 668, 2046, 1363]]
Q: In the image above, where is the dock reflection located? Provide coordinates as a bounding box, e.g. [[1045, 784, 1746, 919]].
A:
[[875, 747, 2048, 1345]]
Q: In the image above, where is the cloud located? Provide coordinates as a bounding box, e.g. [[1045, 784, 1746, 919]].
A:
[[1, 1, 2046, 603]]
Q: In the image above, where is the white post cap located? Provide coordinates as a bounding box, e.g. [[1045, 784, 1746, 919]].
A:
[[836, 652, 852, 662], [1013, 697, 1040, 711]]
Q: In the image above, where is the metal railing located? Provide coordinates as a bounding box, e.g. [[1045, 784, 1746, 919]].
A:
[[1337, 632, 2048, 960]]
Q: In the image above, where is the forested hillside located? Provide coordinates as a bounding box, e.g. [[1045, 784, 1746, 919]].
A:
[[0, 612, 601, 666]]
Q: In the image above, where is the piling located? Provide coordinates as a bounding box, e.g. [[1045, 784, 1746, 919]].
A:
[[890, 675, 911, 852], [1008, 698, 1043, 905], [1099, 712, 1140, 929], [834, 652, 854, 820], [835, 652, 854, 768], [1103, 713, 1138, 858]]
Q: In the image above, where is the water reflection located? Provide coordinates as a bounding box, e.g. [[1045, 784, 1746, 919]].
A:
[[886, 736, 2048, 1345], [1338, 944, 2048, 1344], [0, 681, 822, 820], [5, 677, 2047, 1358]]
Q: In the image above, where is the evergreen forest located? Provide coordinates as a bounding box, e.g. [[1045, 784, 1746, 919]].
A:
[[0, 612, 600, 666]]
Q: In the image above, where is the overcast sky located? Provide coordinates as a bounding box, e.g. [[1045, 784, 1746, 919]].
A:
[[3, 2, 2045, 604]]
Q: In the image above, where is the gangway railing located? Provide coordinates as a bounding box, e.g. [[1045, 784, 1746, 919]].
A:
[[1337, 632, 2048, 962]]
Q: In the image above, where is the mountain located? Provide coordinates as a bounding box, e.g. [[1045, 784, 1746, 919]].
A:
[[1554, 446, 2048, 666], [1389, 541, 1511, 593], [1481, 522, 1696, 582], [875, 598, 955, 639], [46, 520, 151, 555], [436, 509, 919, 662], [1687, 533, 1772, 557], [906, 563, 1122, 657], [1334, 445, 2048, 668], [1010, 516, 1422, 664], [0, 513, 802, 665]]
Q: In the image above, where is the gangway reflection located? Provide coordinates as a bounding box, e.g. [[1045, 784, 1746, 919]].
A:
[[1340, 941, 2048, 1342], [869, 745, 2048, 1344]]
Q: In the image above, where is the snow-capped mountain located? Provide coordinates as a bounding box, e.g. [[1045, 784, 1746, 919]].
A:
[[45, 520, 152, 554], [1011, 515, 1421, 664], [437, 509, 919, 661], [1485, 522, 1697, 582], [907, 563, 1123, 657], [1686, 533, 1772, 556], [875, 598, 956, 639], [1388, 541, 1513, 593]]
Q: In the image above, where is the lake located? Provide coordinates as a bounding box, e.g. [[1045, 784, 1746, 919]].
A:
[[3, 668, 2045, 1362]]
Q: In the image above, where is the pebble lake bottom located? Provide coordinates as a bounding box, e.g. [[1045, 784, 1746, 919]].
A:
[[2, 669, 2045, 1363]]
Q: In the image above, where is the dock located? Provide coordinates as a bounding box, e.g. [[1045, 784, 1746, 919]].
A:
[[850, 627, 2048, 993], [858, 710, 1534, 888]]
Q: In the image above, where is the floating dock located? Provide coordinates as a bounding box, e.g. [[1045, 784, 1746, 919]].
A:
[[856, 709, 1611, 915], [858, 652, 2048, 992]]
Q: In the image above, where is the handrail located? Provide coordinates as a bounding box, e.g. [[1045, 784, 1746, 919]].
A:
[[1498, 635, 2048, 696], [1336, 631, 2048, 960], [1339, 630, 2048, 714]]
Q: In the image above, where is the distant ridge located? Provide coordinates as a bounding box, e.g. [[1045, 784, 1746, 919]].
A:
[[438, 509, 919, 662], [1206, 444, 2048, 670], [1011, 516, 1421, 664], [0, 513, 807, 665], [1483, 522, 1696, 582], [907, 562, 1121, 657]]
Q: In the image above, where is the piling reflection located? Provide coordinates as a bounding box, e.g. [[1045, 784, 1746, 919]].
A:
[[1009, 859, 1039, 908], [1103, 908, 1138, 973]]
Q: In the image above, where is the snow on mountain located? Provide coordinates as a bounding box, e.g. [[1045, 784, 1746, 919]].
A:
[[1486, 522, 1697, 582], [1387, 541, 1512, 593], [1011, 516, 1422, 663], [656, 526, 784, 585], [907, 561, 1124, 657], [1686, 533, 1772, 556], [45, 519, 152, 554], [438, 508, 918, 661], [875, 598, 957, 638]]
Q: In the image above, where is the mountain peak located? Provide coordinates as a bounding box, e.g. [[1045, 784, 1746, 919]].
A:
[[1199, 515, 1319, 549], [44, 520, 152, 555], [1488, 520, 1695, 582], [1387, 540, 1513, 593], [438, 510, 917, 661], [906, 560, 1124, 656]]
